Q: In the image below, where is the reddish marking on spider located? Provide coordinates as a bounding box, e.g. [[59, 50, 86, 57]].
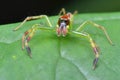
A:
[[27, 36, 31, 42], [25, 31, 29, 36]]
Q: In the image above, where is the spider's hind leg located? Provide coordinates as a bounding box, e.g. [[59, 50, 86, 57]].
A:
[[59, 8, 66, 15]]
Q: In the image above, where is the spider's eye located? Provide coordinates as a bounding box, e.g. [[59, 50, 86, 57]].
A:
[[60, 20, 64, 22], [64, 20, 69, 25]]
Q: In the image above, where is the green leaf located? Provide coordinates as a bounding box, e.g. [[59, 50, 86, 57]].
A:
[[0, 12, 120, 80]]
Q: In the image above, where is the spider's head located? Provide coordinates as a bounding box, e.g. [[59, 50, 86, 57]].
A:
[[56, 14, 70, 37]]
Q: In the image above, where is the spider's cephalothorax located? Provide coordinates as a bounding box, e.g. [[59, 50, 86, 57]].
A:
[[56, 13, 71, 36]]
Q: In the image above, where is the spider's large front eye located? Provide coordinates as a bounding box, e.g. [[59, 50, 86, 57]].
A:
[[64, 20, 69, 25]]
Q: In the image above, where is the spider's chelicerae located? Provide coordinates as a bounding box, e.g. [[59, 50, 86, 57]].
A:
[[14, 8, 113, 70]]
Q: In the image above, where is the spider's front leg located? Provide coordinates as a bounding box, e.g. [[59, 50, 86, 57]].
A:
[[89, 36, 99, 70], [22, 24, 54, 58], [71, 31, 99, 70], [22, 24, 39, 58]]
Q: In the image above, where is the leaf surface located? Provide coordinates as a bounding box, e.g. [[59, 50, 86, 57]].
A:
[[0, 12, 120, 80]]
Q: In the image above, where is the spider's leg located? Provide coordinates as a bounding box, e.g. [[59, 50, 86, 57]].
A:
[[71, 31, 99, 70], [13, 15, 52, 31], [22, 28, 32, 50], [22, 24, 39, 58], [22, 24, 54, 58], [68, 10, 78, 30], [76, 21, 113, 45], [59, 8, 66, 15], [59, 8, 78, 15]]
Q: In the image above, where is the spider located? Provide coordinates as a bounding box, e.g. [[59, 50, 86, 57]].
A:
[[13, 8, 113, 70]]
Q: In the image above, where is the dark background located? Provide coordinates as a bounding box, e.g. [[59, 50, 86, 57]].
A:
[[0, 0, 120, 24]]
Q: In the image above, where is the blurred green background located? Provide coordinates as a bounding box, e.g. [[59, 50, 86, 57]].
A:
[[0, 0, 120, 24]]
